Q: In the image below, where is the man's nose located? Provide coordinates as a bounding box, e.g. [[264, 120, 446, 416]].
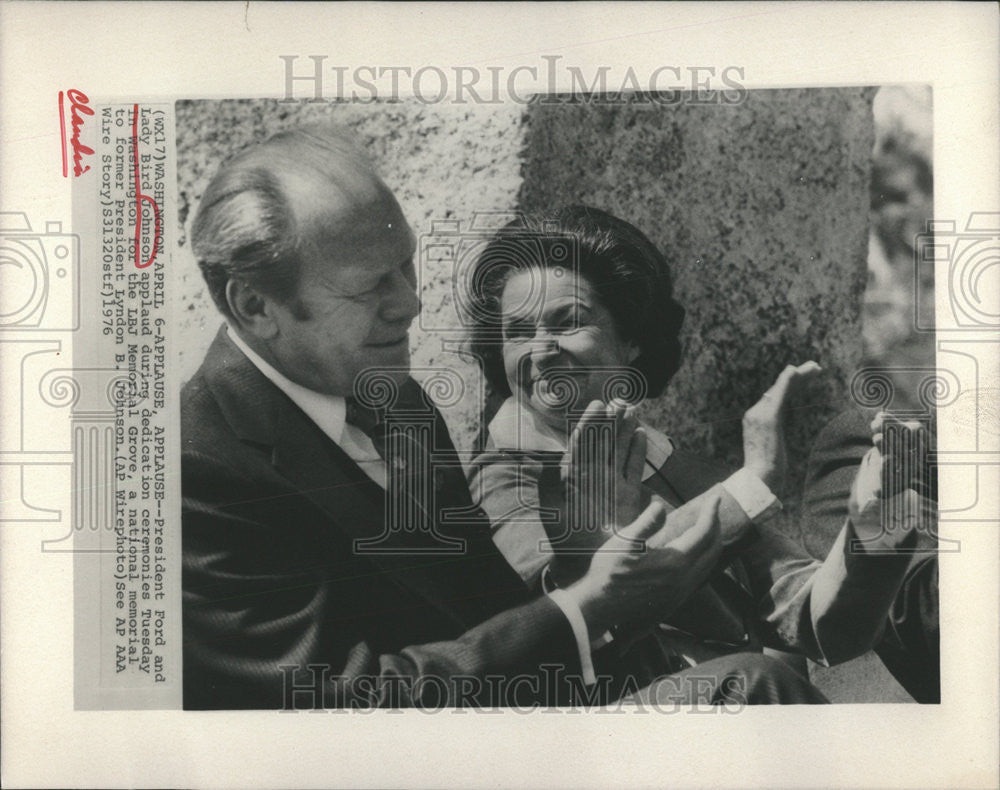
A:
[[380, 269, 421, 324]]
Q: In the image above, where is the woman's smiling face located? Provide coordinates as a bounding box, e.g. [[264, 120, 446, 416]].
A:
[[500, 266, 639, 432]]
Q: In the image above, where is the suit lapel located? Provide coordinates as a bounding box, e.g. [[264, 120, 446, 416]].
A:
[[201, 326, 520, 628]]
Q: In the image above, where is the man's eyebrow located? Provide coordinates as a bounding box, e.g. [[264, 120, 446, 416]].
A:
[[547, 299, 587, 318], [354, 255, 410, 283]]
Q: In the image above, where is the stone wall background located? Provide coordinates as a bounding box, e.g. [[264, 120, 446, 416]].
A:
[[176, 89, 874, 550], [520, 89, 874, 550], [175, 98, 524, 412], [175, 90, 921, 702]]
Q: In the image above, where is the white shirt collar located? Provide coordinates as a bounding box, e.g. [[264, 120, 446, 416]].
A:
[[487, 397, 674, 481], [226, 325, 348, 446]]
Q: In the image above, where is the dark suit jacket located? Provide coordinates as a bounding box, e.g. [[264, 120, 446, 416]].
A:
[[803, 407, 939, 702], [182, 328, 579, 709]]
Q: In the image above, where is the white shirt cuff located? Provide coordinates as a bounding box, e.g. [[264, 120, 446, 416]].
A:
[[541, 565, 613, 648], [722, 468, 782, 522], [546, 589, 598, 686]]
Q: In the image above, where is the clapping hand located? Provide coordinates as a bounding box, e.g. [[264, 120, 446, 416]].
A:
[[742, 361, 823, 492], [568, 493, 724, 634], [850, 411, 935, 521], [547, 400, 649, 585]]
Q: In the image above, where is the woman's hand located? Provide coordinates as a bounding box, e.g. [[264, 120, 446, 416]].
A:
[[742, 361, 822, 492], [547, 400, 649, 584]]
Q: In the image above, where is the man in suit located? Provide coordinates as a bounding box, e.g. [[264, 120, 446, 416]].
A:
[[803, 407, 940, 702], [181, 126, 830, 709]]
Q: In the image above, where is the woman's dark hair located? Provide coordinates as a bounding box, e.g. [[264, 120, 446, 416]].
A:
[[462, 205, 685, 400]]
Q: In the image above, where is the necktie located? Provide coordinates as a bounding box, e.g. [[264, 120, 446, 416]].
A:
[[344, 399, 391, 464], [345, 395, 536, 622], [345, 396, 473, 554]]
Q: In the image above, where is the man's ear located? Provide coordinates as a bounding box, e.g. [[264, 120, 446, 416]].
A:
[[226, 279, 279, 339]]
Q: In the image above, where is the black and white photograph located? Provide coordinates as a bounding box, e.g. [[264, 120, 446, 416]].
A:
[[175, 88, 939, 710], [0, 3, 996, 788]]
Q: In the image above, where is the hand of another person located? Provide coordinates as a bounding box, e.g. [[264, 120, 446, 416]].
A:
[[566, 494, 724, 636], [742, 361, 822, 492], [850, 411, 934, 521], [872, 411, 935, 501]]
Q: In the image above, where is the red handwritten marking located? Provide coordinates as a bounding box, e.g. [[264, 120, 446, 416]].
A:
[[58, 91, 67, 177], [59, 89, 95, 177], [131, 103, 162, 269]]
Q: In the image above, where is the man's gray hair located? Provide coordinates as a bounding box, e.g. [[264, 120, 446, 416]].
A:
[[190, 125, 376, 321]]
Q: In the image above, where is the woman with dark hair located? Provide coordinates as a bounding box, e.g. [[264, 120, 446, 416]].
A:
[[467, 205, 685, 413], [462, 205, 918, 700]]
